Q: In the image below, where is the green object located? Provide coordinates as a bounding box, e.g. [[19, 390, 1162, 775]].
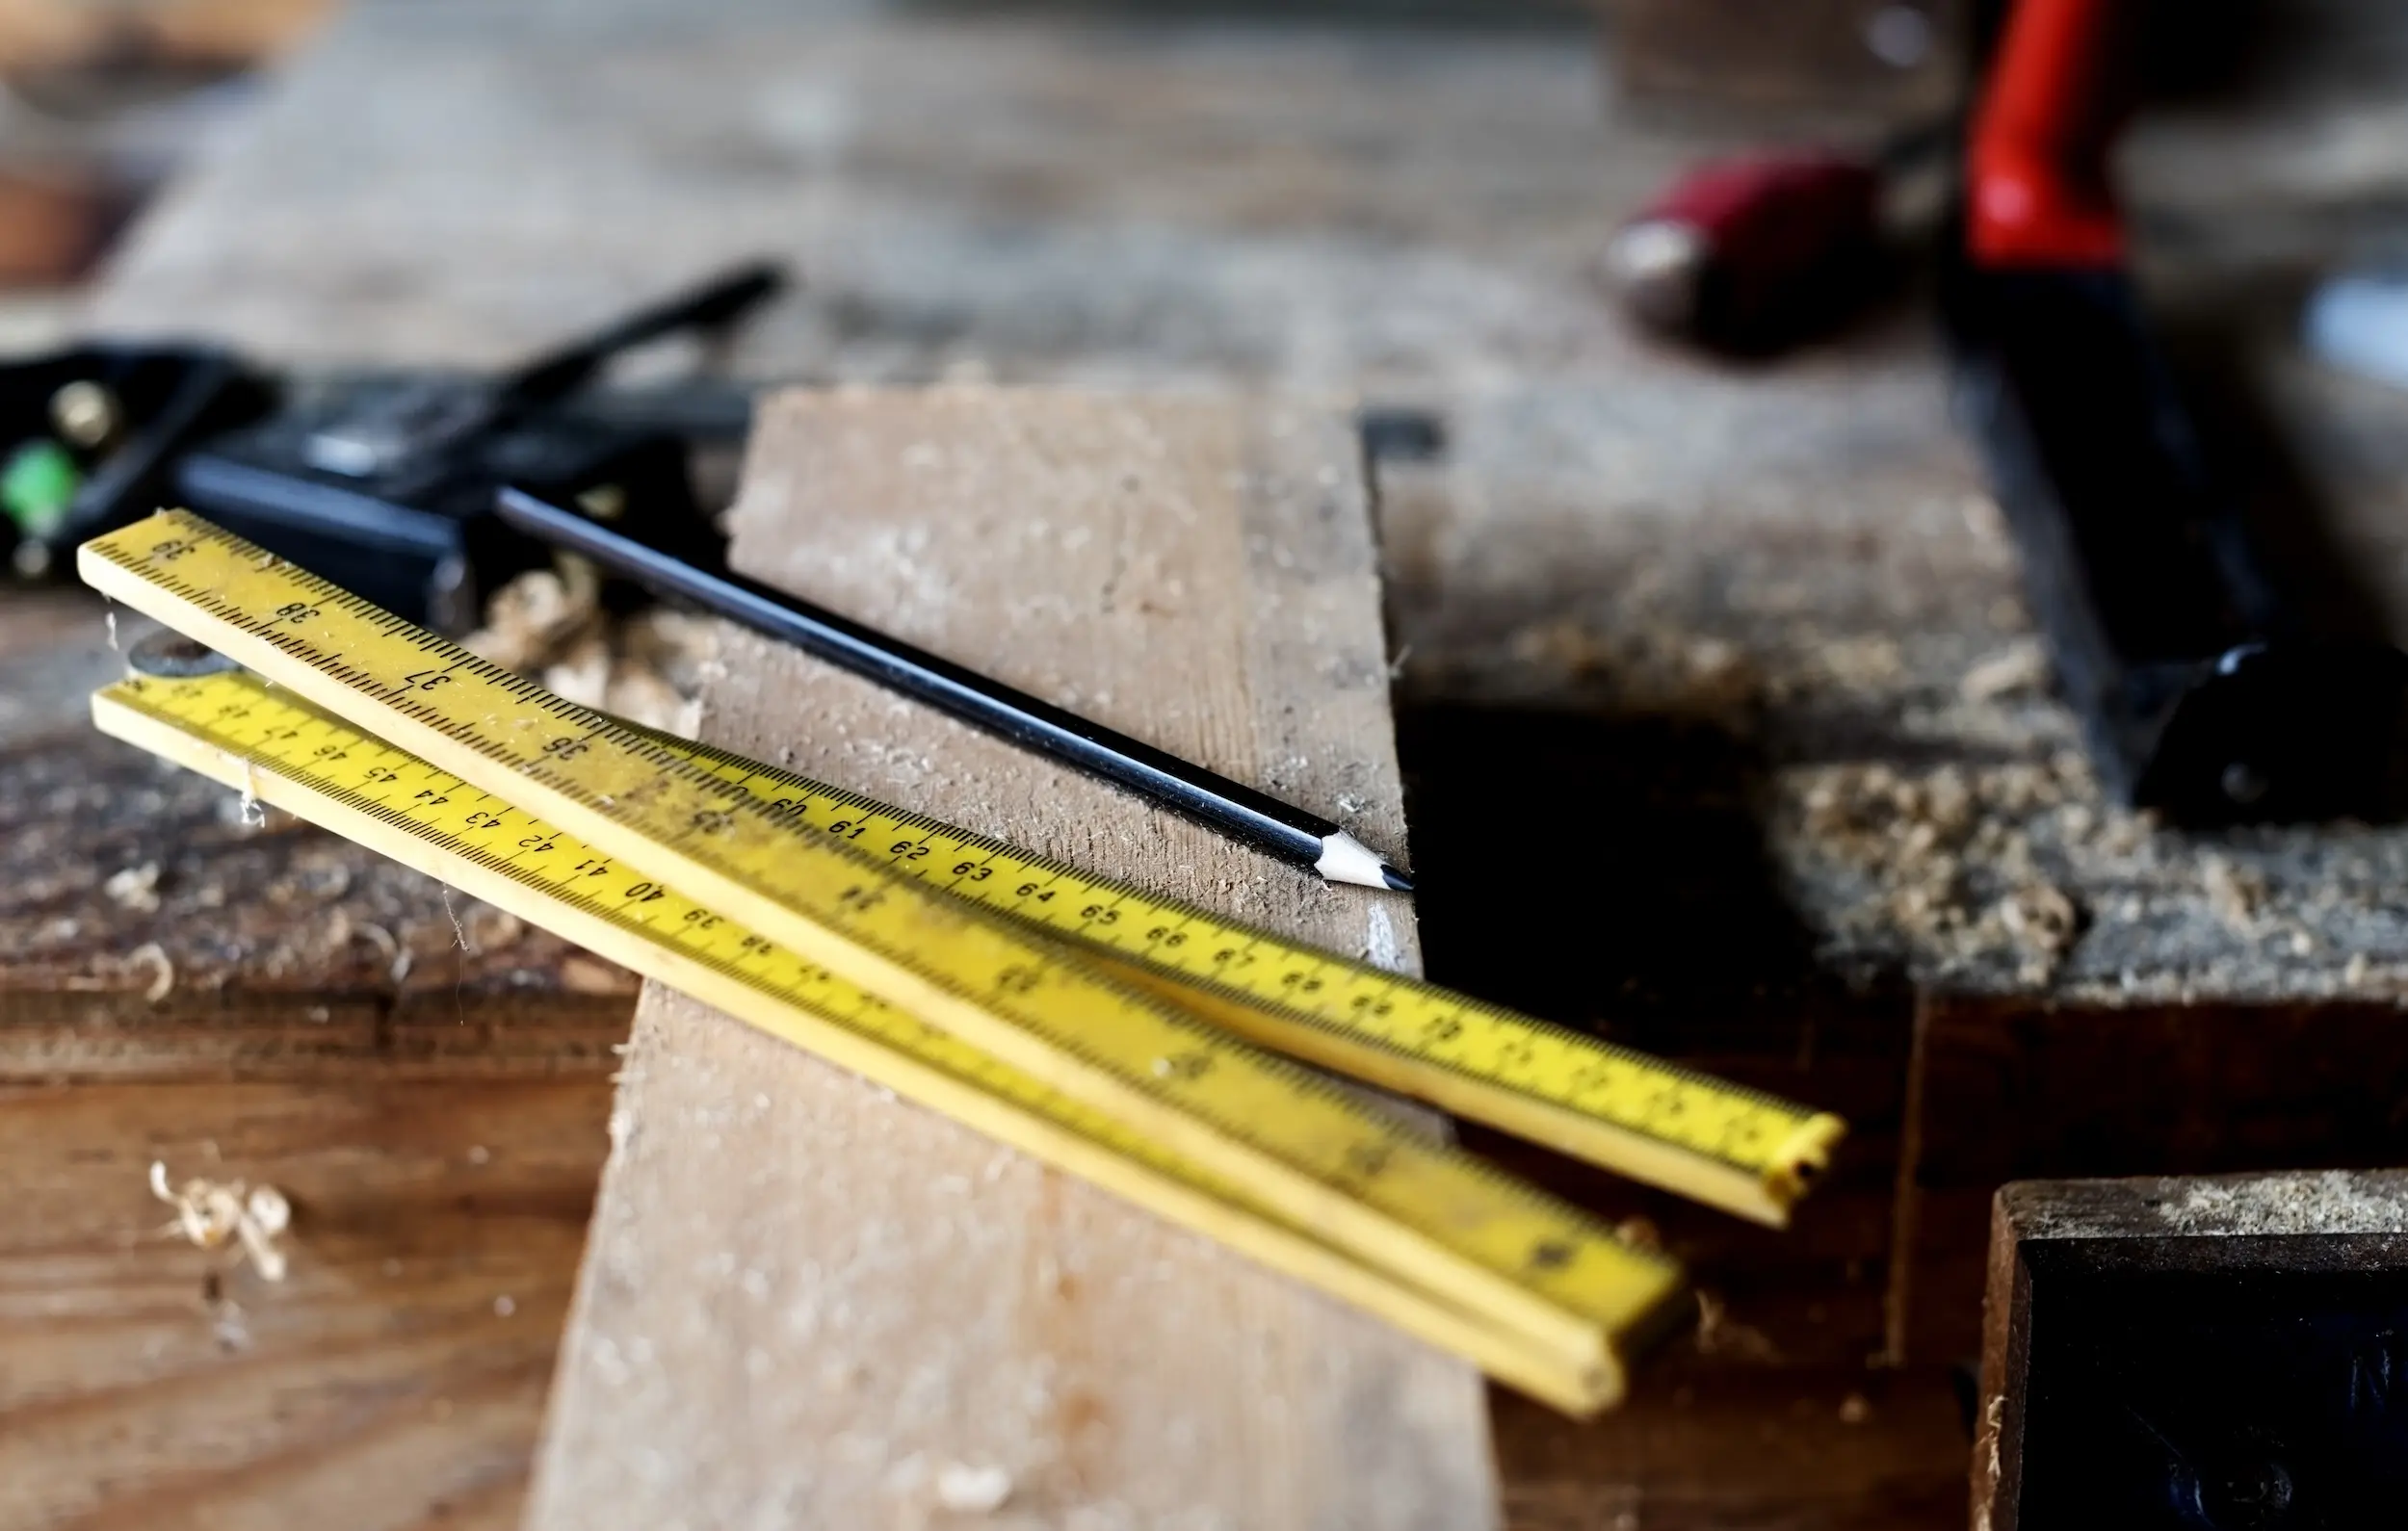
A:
[[3, 439, 81, 540]]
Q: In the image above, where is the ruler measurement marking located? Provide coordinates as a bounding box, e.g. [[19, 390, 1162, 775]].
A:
[[94, 517, 1660, 1360], [92, 513, 1840, 1228]]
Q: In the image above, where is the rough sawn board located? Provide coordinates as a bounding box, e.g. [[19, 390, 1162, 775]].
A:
[[525, 386, 1498, 1531]]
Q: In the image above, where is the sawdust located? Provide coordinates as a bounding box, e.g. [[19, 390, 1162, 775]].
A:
[[1958, 638, 2051, 702], [103, 862, 161, 913], [1767, 634, 2408, 997], [2157, 1170, 2408, 1236], [1509, 618, 1760, 716], [464, 562, 715, 736], [149, 1160, 292, 1281], [1782, 758, 2093, 987]]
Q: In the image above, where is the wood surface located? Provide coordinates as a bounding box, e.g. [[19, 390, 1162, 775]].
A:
[[0, 588, 639, 1082], [526, 387, 1498, 1531], [0, 1076, 612, 1531], [80, 0, 2408, 1009], [1610, 0, 1969, 124], [1892, 994, 2408, 1368]]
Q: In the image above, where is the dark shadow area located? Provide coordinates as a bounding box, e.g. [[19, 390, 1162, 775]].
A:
[[2153, 289, 2397, 652], [1396, 701, 1876, 1051]]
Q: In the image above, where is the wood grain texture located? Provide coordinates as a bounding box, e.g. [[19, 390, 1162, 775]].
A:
[[0, 590, 639, 1084], [0, 1077, 613, 1531], [526, 387, 1497, 1531]]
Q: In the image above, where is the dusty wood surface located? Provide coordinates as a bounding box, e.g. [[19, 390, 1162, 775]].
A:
[[0, 1075, 612, 1531], [0, 590, 637, 1082], [527, 386, 1495, 1531], [1973, 1170, 2408, 1531]]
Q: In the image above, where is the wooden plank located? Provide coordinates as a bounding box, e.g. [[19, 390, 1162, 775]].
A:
[[1890, 994, 2408, 1365], [0, 1076, 613, 1531], [526, 386, 1497, 1530]]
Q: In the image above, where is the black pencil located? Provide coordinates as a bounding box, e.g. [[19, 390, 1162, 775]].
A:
[[493, 487, 1414, 892]]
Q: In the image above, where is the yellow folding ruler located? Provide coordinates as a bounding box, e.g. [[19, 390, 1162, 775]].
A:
[[83, 509, 1844, 1414]]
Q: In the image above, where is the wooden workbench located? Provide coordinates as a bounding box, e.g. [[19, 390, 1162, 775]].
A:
[[9, 1, 2408, 1526]]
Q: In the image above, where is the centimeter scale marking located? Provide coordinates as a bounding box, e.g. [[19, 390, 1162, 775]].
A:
[[84, 510, 1845, 1223], [93, 665, 1653, 1412], [85, 510, 1683, 1405], [655, 727, 1843, 1225]]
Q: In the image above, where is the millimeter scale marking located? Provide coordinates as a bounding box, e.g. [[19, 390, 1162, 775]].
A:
[[92, 667, 1649, 1413], [82, 508, 1845, 1222], [85, 510, 1665, 1391], [81, 510, 1845, 1221], [627, 720, 1844, 1226]]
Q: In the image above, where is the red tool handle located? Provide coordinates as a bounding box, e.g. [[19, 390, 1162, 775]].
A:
[[1967, 0, 2136, 268]]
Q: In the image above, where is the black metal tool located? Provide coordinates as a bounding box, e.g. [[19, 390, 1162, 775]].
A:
[[1946, 266, 2408, 821], [494, 485, 1416, 892], [2, 344, 272, 577], [1945, 0, 2408, 823], [112, 260, 783, 630]]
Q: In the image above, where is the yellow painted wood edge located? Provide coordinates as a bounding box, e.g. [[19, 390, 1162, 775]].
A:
[[92, 685, 1626, 1415]]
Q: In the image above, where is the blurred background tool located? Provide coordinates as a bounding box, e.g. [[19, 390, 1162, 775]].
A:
[[2, 259, 780, 624], [1602, 134, 1935, 351], [1, 344, 265, 577], [168, 259, 776, 628], [1611, 0, 2408, 821], [1945, 0, 2408, 823]]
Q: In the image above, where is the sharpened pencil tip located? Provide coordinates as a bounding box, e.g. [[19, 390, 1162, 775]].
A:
[[1315, 830, 1414, 893]]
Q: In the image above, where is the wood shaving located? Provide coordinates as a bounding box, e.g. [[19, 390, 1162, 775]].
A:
[[149, 1160, 292, 1281], [1959, 638, 2051, 702], [103, 861, 161, 912], [934, 1462, 1014, 1515], [543, 629, 614, 711], [128, 940, 174, 1002], [465, 558, 600, 672], [2201, 854, 2267, 934], [465, 562, 715, 737]]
